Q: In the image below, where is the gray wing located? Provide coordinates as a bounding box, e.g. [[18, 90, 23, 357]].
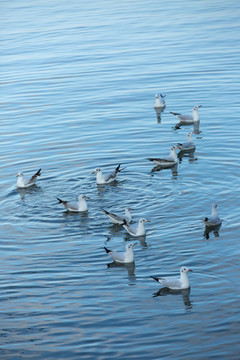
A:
[[178, 114, 193, 121], [108, 213, 124, 223], [179, 141, 195, 149], [159, 277, 182, 289], [110, 250, 125, 262], [123, 223, 136, 236], [66, 201, 79, 211], [28, 169, 41, 185], [148, 157, 175, 164], [104, 169, 117, 182]]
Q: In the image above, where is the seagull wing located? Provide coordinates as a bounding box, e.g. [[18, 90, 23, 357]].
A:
[[110, 250, 125, 263], [159, 277, 182, 289]]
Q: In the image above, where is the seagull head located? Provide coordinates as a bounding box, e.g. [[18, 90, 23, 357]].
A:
[[92, 168, 101, 175], [193, 105, 202, 111], [180, 266, 192, 273], [126, 243, 137, 250], [212, 203, 218, 209], [16, 172, 23, 177], [79, 195, 90, 201], [139, 218, 150, 224], [155, 94, 159, 99]]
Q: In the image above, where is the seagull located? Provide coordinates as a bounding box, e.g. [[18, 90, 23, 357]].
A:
[[170, 105, 202, 123], [122, 218, 150, 237], [151, 266, 192, 290], [154, 94, 166, 108], [204, 203, 222, 226], [104, 243, 137, 263], [177, 132, 196, 151], [92, 164, 122, 184], [102, 208, 133, 225], [16, 169, 41, 188], [57, 195, 90, 212], [148, 145, 178, 168]]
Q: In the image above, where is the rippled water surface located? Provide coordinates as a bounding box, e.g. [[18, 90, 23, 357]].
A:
[[1, 0, 240, 359]]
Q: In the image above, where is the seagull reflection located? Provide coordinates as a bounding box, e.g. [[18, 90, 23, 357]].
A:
[[16, 185, 41, 199], [151, 163, 178, 177], [154, 106, 165, 123], [178, 148, 196, 163], [123, 233, 148, 248], [204, 223, 222, 239], [153, 287, 192, 309], [174, 120, 200, 134], [107, 261, 136, 280]]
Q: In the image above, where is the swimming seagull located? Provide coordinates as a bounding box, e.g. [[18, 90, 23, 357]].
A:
[[92, 164, 122, 184], [102, 208, 133, 225], [204, 203, 222, 226], [57, 195, 90, 212], [151, 266, 192, 290], [170, 105, 202, 123], [148, 145, 178, 168], [104, 243, 137, 263], [177, 132, 196, 151], [122, 218, 150, 237], [16, 169, 41, 188], [154, 94, 166, 108]]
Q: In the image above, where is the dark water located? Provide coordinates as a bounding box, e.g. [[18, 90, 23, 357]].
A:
[[1, 1, 240, 359]]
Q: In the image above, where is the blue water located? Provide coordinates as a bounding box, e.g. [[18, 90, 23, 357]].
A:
[[1, 1, 240, 359]]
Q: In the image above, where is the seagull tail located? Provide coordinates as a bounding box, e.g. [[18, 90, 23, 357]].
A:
[[170, 112, 181, 116], [151, 276, 160, 283], [115, 164, 121, 173], [104, 247, 111, 254], [35, 169, 41, 177], [57, 197, 64, 204], [102, 208, 109, 215]]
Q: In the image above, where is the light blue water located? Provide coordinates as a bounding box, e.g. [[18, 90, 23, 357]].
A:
[[1, 1, 240, 359]]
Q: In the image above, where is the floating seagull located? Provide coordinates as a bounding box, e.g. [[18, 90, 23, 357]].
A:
[[57, 195, 90, 212], [151, 266, 192, 290], [170, 105, 202, 123], [177, 132, 196, 151], [154, 94, 166, 108], [16, 169, 41, 188], [122, 218, 150, 237], [92, 164, 122, 184], [104, 243, 137, 263], [148, 145, 178, 168], [102, 208, 133, 225], [204, 203, 222, 226]]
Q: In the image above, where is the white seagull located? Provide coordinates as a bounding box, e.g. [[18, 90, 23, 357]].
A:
[[57, 195, 90, 212], [151, 266, 192, 290], [204, 203, 222, 226], [154, 94, 166, 108], [92, 164, 122, 184], [104, 243, 137, 263], [16, 169, 41, 188], [102, 208, 133, 225], [148, 145, 178, 168], [170, 105, 202, 123], [122, 218, 150, 237], [177, 132, 196, 151]]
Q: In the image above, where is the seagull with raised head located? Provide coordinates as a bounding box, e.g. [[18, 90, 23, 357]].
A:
[[122, 218, 150, 237], [154, 94, 166, 108], [177, 132, 196, 151], [92, 164, 122, 184], [170, 105, 202, 123], [102, 208, 133, 225], [104, 243, 137, 263], [204, 203, 222, 226], [57, 195, 90, 212], [148, 145, 178, 168], [16, 169, 41, 188], [151, 266, 192, 290]]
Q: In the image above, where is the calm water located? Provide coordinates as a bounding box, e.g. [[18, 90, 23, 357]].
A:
[[1, 0, 240, 359]]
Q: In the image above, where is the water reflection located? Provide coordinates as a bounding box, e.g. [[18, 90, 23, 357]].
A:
[[154, 106, 165, 123], [107, 261, 136, 281], [153, 287, 192, 309], [151, 163, 178, 177], [178, 149, 196, 163], [16, 185, 41, 199], [123, 233, 148, 248], [174, 120, 200, 134], [204, 223, 222, 239]]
